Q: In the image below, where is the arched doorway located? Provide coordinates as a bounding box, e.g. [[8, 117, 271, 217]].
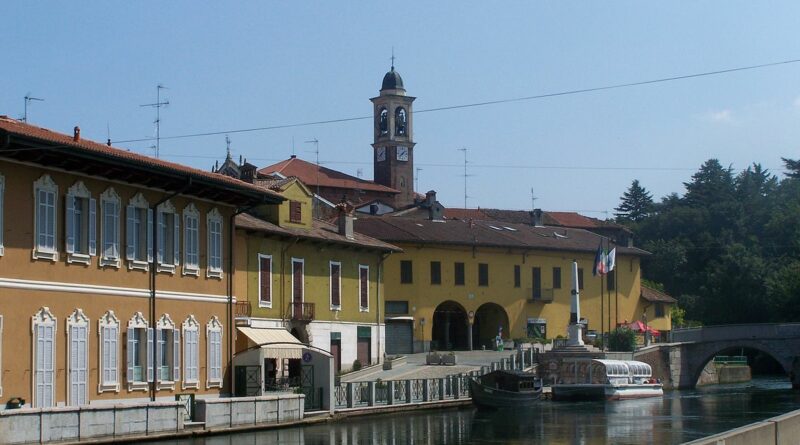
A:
[[432, 301, 469, 351], [473, 303, 510, 350]]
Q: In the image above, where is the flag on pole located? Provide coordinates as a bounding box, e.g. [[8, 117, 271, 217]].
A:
[[593, 241, 607, 276], [606, 247, 616, 273]]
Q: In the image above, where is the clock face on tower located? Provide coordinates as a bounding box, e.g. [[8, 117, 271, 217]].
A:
[[376, 146, 386, 162], [396, 146, 409, 161]]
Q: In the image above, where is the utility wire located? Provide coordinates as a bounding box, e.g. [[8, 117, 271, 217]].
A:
[[111, 58, 800, 145]]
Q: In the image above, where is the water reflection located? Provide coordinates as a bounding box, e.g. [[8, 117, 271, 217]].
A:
[[145, 377, 799, 445]]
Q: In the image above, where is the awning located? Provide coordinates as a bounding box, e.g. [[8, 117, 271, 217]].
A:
[[237, 327, 305, 359]]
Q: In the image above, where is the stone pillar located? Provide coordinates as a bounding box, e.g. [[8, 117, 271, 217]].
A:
[[423, 379, 431, 402], [346, 382, 355, 408], [468, 322, 473, 351], [387, 381, 395, 405], [368, 382, 376, 406], [405, 380, 413, 403], [438, 378, 446, 400]]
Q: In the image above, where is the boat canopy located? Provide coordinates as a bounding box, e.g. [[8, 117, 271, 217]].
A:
[[592, 359, 652, 378]]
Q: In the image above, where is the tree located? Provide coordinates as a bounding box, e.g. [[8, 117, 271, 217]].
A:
[[782, 157, 800, 179], [615, 179, 654, 223]]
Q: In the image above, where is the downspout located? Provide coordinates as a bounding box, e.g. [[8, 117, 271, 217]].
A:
[[149, 178, 192, 402], [376, 251, 392, 363], [280, 237, 300, 325]]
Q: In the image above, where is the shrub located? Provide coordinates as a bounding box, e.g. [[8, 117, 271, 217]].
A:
[[608, 327, 637, 352], [352, 359, 362, 371]]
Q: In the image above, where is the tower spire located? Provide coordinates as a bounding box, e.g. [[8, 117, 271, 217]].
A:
[[391, 47, 395, 70]]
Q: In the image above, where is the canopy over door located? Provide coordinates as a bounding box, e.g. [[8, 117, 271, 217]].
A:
[[238, 327, 305, 360]]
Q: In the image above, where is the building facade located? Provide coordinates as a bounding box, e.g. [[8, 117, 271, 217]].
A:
[[0, 117, 282, 408]]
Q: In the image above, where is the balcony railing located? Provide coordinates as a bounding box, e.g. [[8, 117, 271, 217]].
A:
[[235, 301, 252, 318], [288, 302, 315, 321]]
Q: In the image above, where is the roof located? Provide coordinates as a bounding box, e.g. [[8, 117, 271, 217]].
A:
[[259, 156, 399, 194], [235, 213, 401, 253], [442, 208, 627, 231], [381, 67, 405, 91], [640, 286, 678, 304], [353, 217, 648, 256], [0, 116, 283, 207]]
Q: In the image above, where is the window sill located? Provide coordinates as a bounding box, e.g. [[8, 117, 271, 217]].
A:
[[182, 381, 199, 390], [128, 260, 149, 272], [156, 381, 176, 391], [127, 382, 149, 392], [157, 263, 176, 274], [99, 257, 120, 268], [258, 302, 273, 309], [67, 252, 91, 265], [330, 306, 341, 311], [360, 307, 370, 313], [98, 383, 120, 393], [32, 249, 58, 262], [207, 380, 222, 389], [182, 266, 200, 277], [207, 269, 223, 280]]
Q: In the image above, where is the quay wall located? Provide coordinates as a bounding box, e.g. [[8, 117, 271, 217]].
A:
[[195, 394, 304, 429], [684, 408, 800, 445]]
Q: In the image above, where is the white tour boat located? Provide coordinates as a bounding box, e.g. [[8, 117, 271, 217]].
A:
[[551, 359, 663, 401]]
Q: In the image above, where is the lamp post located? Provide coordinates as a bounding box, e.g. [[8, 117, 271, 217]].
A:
[[420, 317, 426, 352], [468, 310, 475, 351]]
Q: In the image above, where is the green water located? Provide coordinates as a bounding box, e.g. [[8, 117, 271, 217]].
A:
[[149, 377, 800, 444]]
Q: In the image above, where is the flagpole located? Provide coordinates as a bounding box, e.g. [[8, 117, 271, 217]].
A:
[[607, 237, 612, 336], [600, 270, 605, 350], [614, 240, 619, 330]]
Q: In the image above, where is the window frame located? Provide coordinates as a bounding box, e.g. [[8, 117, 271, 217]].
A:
[[182, 315, 200, 390], [156, 200, 179, 274], [329, 261, 342, 310], [207, 208, 223, 279], [126, 193, 153, 271], [155, 314, 179, 390], [66, 308, 89, 406], [430, 261, 442, 285], [182, 203, 200, 276], [99, 187, 121, 268], [454, 262, 465, 286], [32, 307, 57, 408], [655, 303, 665, 318], [126, 311, 152, 392], [33, 174, 59, 261], [206, 316, 223, 388], [98, 310, 120, 393], [478, 263, 489, 287], [65, 181, 96, 265], [359, 264, 370, 312], [258, 253, 273, 308], [400, 260, 413, 284]]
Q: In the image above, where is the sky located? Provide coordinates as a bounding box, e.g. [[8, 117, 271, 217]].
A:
[[3, 2, 800, 217]]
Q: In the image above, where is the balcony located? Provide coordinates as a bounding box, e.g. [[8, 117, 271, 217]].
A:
[[529, 288, 554, 303], [235, 301, 252, 318], [287, 302, 315, 322]]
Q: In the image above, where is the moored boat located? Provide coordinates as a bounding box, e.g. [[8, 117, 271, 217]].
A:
[[469, 370, 543, 408], [551, 359, 663, 401]]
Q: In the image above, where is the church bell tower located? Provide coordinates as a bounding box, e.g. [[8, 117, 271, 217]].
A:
[[371, 64, 416, 208]]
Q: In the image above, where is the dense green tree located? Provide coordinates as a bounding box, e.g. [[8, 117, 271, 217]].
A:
[[614, 179, 654, 223], [782, 157, 800, 178]]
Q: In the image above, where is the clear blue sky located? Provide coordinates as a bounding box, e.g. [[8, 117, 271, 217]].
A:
[[4, 2, 800, 216]]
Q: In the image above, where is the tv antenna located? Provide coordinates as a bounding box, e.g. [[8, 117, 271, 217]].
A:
[[416, 167, 423, 192], [531, 188, 538, 211], [457, 147, 473, 209], [23, 94, 45, 123], [305, 138, 321, 218], [356, 168, 363, 179], [140, 84, 169, 158]]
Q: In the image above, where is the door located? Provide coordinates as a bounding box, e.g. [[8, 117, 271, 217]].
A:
[[330, 339, 341, 373], [35, 324, 55, 407], [70, 324, 88, 405], [386, 321, 413, 354], [357, 338, 371, 366]]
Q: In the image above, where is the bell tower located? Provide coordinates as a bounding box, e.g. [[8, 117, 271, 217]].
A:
[[371, 63, 416, 208]]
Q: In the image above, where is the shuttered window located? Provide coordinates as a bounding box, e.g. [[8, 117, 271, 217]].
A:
[[183, 204, 200, 274], [65, 181, 96, 263], [359, 265, 369, 311], [183, 316, 200, 389], [330, 262, 341, 309], [259, 254, 272, 307], [0, 174, 4, 256], [100, 188, 121, 267], [126, 193, 153, 268], [99, 311, 120, 392], [156, 201, 179, 272], [207, 209, 223, 278], [33, 308, 56, 408], [289, 201, 302, 223], [207, 317, 223, 388], [33, 175, 58, 261], [68, 314, 88, 407]]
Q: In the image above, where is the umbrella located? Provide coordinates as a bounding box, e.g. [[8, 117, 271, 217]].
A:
[[628, 321, 660, 336]]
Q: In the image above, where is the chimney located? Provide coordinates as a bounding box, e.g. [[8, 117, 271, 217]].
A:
[[337, 197, 354, 240], [73, 126, 81, 142], [532, 208, 544, 227], [425, 190, 436, 207]]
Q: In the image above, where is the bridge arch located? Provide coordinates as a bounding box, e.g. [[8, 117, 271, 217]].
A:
[[687, 339, 793, 387]]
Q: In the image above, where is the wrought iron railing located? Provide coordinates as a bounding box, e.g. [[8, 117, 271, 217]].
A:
[[411, 379, 425, 402], [287, 302, 315, 321], [334, 385, 348, 408], [234, 301, 251, 317], [394, 381, 408, 402]]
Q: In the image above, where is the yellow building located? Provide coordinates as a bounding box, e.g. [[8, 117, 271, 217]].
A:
[[0, 117, 282, 408], [355, 216, 672, 353], [231, 177, 400, 376]]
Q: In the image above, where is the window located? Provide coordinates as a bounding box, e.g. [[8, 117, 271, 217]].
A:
[[33, 175, 58, 261], [478, 263, 489, 287], [126, 193, 153, 270], [292, 258, 304, 307], [607, 270, 616, 291], [183, 203, 200, 275], [65, 181, 96, 264], [454, 262, 465, 286], [207, 316, 223, 388], [400, 260, 413, 284], [155, 314, 179, 390], [655, 303, 665, 318], [67, 309, 89, 406], [0, 173, 5, 256], [553, 267, 562, 289], [578, 268, 584, 290], [99, 188, 121, 267], [98, 310, 120, 393], [532, 267, 542, 299], [430, 261, 441, 285], [385, 301, 409, 315], [32, 307, 56, 407], [359, 265, 369, 311], [182, 316, 199, 390], [207, 208, 223, 278], [289, 201, 302, 223], [378, 108, 388, 136], [514, 265, 521, 288], [126, 312, 153, 391], [156, 200, 179, 273], [259, 254, 273, 308], [330, 261, 341, 310]]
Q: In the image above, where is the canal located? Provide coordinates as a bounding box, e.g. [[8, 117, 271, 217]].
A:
[[146, 377, 800, 444]]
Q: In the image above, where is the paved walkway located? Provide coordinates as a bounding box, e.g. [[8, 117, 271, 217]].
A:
[[340, 350, 517, 382]]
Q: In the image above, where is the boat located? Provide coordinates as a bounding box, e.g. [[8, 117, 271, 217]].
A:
[[551, 359, 663, 401], [469, 370, 543, 408]]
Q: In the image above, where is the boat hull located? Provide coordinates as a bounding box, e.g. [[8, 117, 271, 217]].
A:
[[469, 378, 542, 408], [551, 383, 663, 401]]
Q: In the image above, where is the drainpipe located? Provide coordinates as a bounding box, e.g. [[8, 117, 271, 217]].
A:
[[376, 252, 392, 363], [280, 237, 300, 325], [149, 178, 192, 402]]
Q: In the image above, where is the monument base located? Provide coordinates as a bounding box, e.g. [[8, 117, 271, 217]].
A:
[[567, 323, 584, 346]]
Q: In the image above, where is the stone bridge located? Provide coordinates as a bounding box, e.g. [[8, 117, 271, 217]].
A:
[[634, 323, 800, 389]]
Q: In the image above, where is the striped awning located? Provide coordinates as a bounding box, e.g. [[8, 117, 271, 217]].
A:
[[237, 327, 305, 360]]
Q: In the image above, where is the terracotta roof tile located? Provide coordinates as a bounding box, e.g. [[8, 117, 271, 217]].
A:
[[259, 157, 399, 194], [641, 286, 678, 304]]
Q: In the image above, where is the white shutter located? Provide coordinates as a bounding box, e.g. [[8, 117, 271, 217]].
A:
[[88, 198, 97, 256], [109, 327, 118, 383], [156, 212, 164, 263], [102, 327, 110, 383], [44, 325, 54, 407], [113, 202, 120, 258], [126, 205, 135, 261], [66, 196, 75, 253], [173, 215, 180, 266], [146, 209, 153, 263], [173, 329, 180, 382], [146, 328, 154, 382], [126, 328, 134, 383]]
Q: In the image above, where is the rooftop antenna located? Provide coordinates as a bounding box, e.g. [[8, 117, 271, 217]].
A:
[[106, 122, 112, 146], [531, 188, 538, 211], [305, 138, 320, 218], [356, 168, 363, 179], [23, 94, 44, 123], [391, 47, 395, 69], [292, 136, 296, 156], [140, 84, 169, 158], [225, 135, 232, 160], [416, 167, 422, 193], [458, 147, 473, 209]]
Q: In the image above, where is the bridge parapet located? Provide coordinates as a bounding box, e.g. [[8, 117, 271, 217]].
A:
[[672, 323, 800, 343]]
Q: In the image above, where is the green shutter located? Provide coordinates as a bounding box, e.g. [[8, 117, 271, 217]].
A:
[[357, 326, 371, 338]]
